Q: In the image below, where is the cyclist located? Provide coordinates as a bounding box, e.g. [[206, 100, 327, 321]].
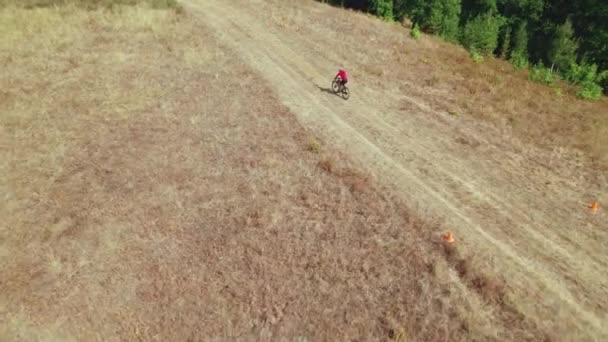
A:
[[334, 69, 348, 88]]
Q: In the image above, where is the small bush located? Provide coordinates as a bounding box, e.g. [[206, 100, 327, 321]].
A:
[[529, 62, 557, 85], [470, 49, 484, 63], [510, 51, 529, 70], [305, 137, 321, 153], [577, 81, 603, 100], [552, 86, 563, 97], [565, 62, 602, 84], [564, 63, 606, 100], [410, 23, 421, 40]]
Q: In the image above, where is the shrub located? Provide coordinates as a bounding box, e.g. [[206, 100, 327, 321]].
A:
[[410, 23, 421, 40], [305, 137, 321, 153], [470, 49, 484, 63], [565, 62, 600, 84], [461, 13, 504, 55], [552, 86, 563, 97], [577, 81, 603, 100], [529, 62, 557, 85], [511, 52, 529, 70], [564, 62, 607, 100]]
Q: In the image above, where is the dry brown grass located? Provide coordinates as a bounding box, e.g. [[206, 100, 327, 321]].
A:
[[0, 3, 551, 341], [187, 0, 608, 340], [0, 0, 181, 10]]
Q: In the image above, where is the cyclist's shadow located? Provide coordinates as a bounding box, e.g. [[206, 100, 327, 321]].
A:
[[316, 85, 340, 98]]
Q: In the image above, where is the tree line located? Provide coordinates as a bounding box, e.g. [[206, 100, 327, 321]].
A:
[[320, 0, 608, 99]]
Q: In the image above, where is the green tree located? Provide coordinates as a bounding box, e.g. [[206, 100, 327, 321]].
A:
[[499, 25, 512, 58], [461, 13, 504, 55], [549, 19, 578, 72], [497, 0, 544, 21], [510, 20, 529, 68], [461, 0, 498, 18], [425, 0, 462, 41], [369, 0, 393, 19], [402, 0, 461, 41]]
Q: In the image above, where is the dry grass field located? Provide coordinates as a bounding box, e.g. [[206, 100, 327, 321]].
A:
[[1, 0, 607, 341]]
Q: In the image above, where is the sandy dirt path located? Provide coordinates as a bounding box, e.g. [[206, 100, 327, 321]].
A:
[[184, 0, 608, 339]]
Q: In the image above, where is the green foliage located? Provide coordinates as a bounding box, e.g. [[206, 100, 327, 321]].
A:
[[499, 25, 511, 59], [470, 49, 484, 63], [393, 0, 410, 21], [549, 19, 578, 72], [552, 86, 563, 97], [510, 53, 528, 69], [564, 62, 607, 100], [510, 21, 529, 69], [564, 62, 599, 84], [529, 62, 557, 85], [370, 0, 393, 20], [410, 23, 421, 40], [461, 0, 498, 18], [421, 0, 462, 41], [577, 81, 603, 100], [461, 13, 504, 55]]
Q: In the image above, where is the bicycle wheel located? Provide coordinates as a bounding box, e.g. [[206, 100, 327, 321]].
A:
[[331, 80, 340, 93], [341, 86, 350, 100]]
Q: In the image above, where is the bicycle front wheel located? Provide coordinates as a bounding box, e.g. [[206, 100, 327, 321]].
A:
[[341, 86, 350, 100]]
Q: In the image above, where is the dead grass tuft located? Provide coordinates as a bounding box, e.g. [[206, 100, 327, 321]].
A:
[[317, 157, 335, 173], [317, 156, 371, 194], [471, 274, 507, 305], [338, 168, 371, 194], [442, 242, 507, 305], [305, 136, 321, 153]]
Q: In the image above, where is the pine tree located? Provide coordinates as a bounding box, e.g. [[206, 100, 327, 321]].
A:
[[500, 25, 512, 59], [461, 13, 504, 55], [549, 19, 578, 72], [431, 0, 462, 41], [370, 0, 394, 20], [510, 21, 529, 69]]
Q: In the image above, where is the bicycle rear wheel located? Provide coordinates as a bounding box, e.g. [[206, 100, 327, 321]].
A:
[[331, 80, 340, 93]]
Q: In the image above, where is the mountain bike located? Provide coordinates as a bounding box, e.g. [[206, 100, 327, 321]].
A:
[[331, 78, 350, 100]]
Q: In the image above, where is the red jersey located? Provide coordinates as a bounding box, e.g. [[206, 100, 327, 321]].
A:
[[337, 69, 348, 81]]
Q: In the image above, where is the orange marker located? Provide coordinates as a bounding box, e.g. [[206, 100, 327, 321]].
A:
[[443, 231, 455, 243], [589, 200, 600, 212]]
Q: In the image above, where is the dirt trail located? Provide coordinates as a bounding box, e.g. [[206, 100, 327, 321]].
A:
[[185, 0, 608, 338]]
